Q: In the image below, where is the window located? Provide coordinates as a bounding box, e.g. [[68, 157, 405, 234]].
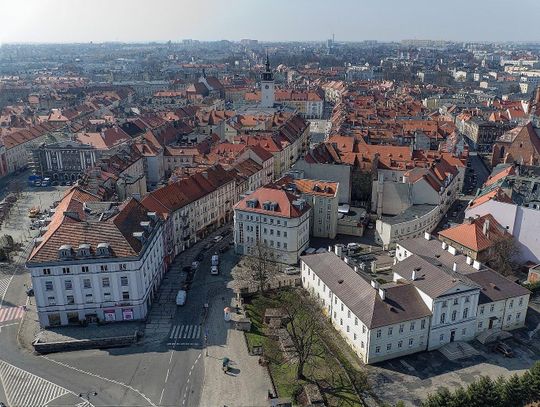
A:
[[66, 295, 74, 305], [442, 300, 447, 308], [409, 338, 414, 347], [451, 310, 457, 321], [102, 277, 110, 288], [45, 281, 53, 291], [355, 317, 358, 326], [340, 318, 343, 326], [398, 340, 403, 348], [479, 306, 485, 315], [362, 325, 366, 334], [387, 343, 392, 351], [517, 312, 521, 320], [463, 308, 469, 319], [100, 265, 108, 272], [507, 314, 512, 322], [83, 279, 91, 289], [421, 319, 425, 329], [375, 346, 380, 354], [465, 296, 470, 303], [376, 329, 381, 338], [119, 264, 127, 270], [341, 303, 344, 311], [121, 276, 129, 286], [440, 313, 446, 324], [346, 325, 350, 333], [62, 267, 70, 274], [439, 334, 444, 342], [81, 266, 89, 273], [64, 280, 72, 290], [453, 298, 459, 305], [43, 268, 51, 275], [410, 322, 415, 331], [361, 341, 365, 349], [47, 296, 56, 305], [519, 297, 523, 306], [122, 291, 130, 300], [283, 231, 287, 238], [354, 333, 357, 340], [509, 299, 514, 308], [462, 328, 466, 336], [85, 293, 93, 303], [478, 321, 483, 329], [490, 304, 495, 312], [388, 327, 393, 336], [399, 324, 404, 333]]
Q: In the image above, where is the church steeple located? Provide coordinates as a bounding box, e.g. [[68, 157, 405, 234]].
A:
[[260, 50, 275, 108], [262, 51, 274, 82]]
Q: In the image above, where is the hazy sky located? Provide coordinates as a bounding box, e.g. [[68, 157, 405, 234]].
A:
[[2, 0, 540, 44]]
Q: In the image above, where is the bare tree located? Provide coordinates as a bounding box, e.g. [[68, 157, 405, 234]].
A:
[[282, 292, 324, 380], [487, 235, 520, 276], [237, 241, 279, 294]]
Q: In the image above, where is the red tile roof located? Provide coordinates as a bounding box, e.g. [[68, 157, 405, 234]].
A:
[[234, 187, 310, 219]]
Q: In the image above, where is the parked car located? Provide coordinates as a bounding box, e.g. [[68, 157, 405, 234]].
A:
[[26, 286, 34, 297], [176, 290, 187, 306], [493, 342, 514, 357], [213, 235, 223, 243], [284, 266, 298, 275], [210, 265, 219, 275]]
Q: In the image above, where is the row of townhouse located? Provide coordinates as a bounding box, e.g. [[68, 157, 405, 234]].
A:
[[300, 233, 529, 364], [141, 164, 238, 260], [26, 188, 165, 327]]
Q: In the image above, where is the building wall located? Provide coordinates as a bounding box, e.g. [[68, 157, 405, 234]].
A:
[[293, 160, 351, 204], [301, 261, 430, 364], [234, 208, 310, 264], [30, 227, 164, 327]]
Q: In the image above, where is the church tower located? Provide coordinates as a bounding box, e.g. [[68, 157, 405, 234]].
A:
[[260, 52, 275, 108]]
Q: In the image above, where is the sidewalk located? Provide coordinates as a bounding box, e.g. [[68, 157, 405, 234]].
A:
[[200, 291, 273, 406]]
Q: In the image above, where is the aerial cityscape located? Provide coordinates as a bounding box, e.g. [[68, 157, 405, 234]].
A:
[[1, 1, 540, 407]]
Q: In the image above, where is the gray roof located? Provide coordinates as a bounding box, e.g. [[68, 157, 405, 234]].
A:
[[301, 252, 431, 329], [397, 237, 528, 301], [466, 270, 530, 304], [392, 254, 480, 299]]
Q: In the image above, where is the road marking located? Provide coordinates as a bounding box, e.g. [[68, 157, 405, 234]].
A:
[[0, 306, 25, 323], [41, 355, 157, 407], [159, 388, 165, 405], [165, 368, 170, 383], [0, 276, 14, 309], [0, 359, 75, 407], [169, 324, 202, 341]]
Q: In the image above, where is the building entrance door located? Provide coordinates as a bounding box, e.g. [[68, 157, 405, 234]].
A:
[[450, 330, 456, 342]]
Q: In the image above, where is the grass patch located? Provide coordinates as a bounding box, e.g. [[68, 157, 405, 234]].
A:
[[243, 289, 366, 406]]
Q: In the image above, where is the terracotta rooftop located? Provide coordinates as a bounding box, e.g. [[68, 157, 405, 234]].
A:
[[234, 187, 310, 219]]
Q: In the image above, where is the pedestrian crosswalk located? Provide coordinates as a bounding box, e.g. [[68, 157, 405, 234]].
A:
[[169, 324, 202, 343], [0, 277, 12, 302], [0, 360, 71, 407], [0, 306, 25, 324]]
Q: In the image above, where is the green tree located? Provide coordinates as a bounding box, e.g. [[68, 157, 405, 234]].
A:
[[522, 361, 540, 404], [500, 374, 525, 407], [422, 387, 452, 407], [466, 376, 502, 407], [449, 386, 469, 407]]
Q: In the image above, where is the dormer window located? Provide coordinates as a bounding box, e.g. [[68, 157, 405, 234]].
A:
[[58, 245, 72, 259], [97, 243, 110, 256], [77, 244, 91, 257]]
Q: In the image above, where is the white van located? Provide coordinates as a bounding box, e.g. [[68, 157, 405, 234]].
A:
[[176, 290, 187, 306], [211, 265, 219, 275], [211, 254, 219, 266]]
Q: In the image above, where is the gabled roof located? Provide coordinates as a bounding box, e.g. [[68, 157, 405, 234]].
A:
[[234, 187, 310, 219], [468, 187, 513, 209], [438, 214, 509, 252], [301, 252, 431, 329]]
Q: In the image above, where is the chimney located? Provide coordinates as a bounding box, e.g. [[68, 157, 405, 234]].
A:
[[140, 221, 151, 231], [371, 261, 377, 273], [371, 280, 380, 290], [442, 241, 448, 250], [132, 231, 146, 243], [378, 288, 386, 300], [424, 232, 431, 240], [466, 256, 473, 265], [344, 257, 349, 264], [473, 260, 481, 270], [483, 219, 490, 236], [453, 262, 457, 272], [354, 266, 358, 272], [334, 245, 343, 257], [412, 266, 421, 281], [328, 245, 333, 252], [147, 211, 157, 221], [448, 245, 457, 255]]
